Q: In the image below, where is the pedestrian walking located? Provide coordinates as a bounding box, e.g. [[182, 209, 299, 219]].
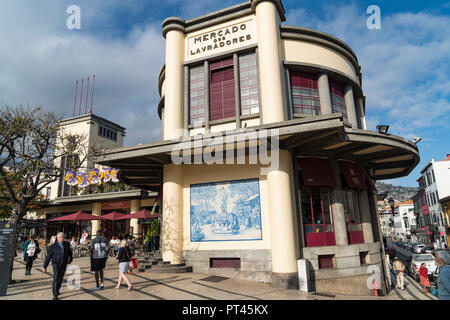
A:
[[114, 239, 133, 291], [419, 263, 431, 293], [435, 250, 450, 300], [89, 230, 109, 291], [42, 232, 73, 300], [23, 235, 40, 275], [39, 237, 47, 259], [80, 230, 88, 244], [393, 257, 405, 290]]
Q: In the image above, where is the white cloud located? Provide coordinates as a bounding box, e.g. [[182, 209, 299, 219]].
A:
[[285, 4, 450, 140], [0, 1, 165, 147]]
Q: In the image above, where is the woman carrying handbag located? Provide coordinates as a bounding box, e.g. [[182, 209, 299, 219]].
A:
[[114, 239, 133, 291], [419, 263, 431, 293]]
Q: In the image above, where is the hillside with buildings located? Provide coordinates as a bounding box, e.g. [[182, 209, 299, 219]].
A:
[[375, 182, 417, 202]]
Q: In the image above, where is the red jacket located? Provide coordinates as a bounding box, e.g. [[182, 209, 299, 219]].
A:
[[419, 266, 428, 277]]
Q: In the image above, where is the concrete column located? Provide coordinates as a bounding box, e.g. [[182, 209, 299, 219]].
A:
[[357, 164, 374, 243], [91, 202, 102, 239], [130, 199, 141, 240], [267, 149, 299, 288], [344, 85, 358, 128], [328, 155, 349, 246], [162, 164, 183, 264], [163, 28, 185, 140], [358, 97, 367, 130], [255, 1, 285, 124], [233, 53, 241, 129], [317, 73, 332, 115]]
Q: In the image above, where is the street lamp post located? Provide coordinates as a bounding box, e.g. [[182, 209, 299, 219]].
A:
[[388, 197, 395, 215]]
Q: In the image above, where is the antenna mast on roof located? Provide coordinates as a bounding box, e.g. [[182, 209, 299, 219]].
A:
[[84, 77, 90, 115], [72, 80, 78, 117], [78, 79, 84, 116], [89, 74, 96, 114]]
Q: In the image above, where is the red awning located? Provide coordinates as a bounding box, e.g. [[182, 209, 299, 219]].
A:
[[298, 158, 336, 188], [47, 211, 107, 222], [116, 208, 160, 220], [339, 161, 366, 190]]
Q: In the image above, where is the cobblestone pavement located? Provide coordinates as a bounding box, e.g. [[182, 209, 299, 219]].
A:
[[0, 255, 418, 300]]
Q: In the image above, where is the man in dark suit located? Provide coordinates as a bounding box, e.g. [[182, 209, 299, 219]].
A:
[[42, 232, 73, 300]]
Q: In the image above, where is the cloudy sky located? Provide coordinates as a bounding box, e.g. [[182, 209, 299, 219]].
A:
[[1, 0, 449, 187]]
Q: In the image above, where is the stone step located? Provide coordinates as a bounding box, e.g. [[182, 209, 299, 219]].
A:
[[146, 266, 193, 273], [151, 263, 186, 269]]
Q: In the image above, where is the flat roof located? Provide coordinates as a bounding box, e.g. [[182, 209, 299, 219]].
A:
[[58, 113, 126, 132]]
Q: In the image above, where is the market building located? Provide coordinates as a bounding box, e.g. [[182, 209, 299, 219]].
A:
[[95, 0, 420, 295], [32, 113, 158, 241]]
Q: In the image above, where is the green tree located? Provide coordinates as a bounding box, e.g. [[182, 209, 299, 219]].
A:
[[0, 105, 95, 282]]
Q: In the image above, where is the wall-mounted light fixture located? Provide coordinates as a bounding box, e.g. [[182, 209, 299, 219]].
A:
[[376, 125, 389, 134]]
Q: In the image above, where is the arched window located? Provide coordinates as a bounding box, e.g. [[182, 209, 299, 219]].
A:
[[289, 71, 320, 115], [329, 79, 347, 120]]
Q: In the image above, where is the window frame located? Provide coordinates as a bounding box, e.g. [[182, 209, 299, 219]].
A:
[[300, 188, 336, 247], [343, 189, 365, 244], [288, 71, 321, 116], [186, 49, 261, 128]]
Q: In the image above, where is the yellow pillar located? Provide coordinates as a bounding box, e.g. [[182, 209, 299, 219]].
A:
[[91, 202, 102, 239], [163, 19, 185, 140], [130, 199, 141, 240], [162, 164, 183, 264], [267, 149, 298, 288], [254, 0, 286, 124]]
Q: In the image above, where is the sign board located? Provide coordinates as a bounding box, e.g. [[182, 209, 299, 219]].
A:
[[185, 15, 257, 62], [101, 201, 130, 210], [0, 222, 15, 296]]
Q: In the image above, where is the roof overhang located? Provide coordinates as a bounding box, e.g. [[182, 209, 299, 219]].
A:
[[46, 189, 157, 206], [94, 113, 420, 190]]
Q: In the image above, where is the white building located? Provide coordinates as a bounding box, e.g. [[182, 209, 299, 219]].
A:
[[420, 158, 448, 247], [392, 200, 415, 242]]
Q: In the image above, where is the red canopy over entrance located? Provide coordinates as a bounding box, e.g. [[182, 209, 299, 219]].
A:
[[298, 157, 336, 188], [339, 160, 366, 190]]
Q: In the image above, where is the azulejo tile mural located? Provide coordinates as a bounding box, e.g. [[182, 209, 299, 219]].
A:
[[190, 178, 262, 242]]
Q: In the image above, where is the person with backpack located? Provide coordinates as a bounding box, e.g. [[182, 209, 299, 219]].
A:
[[23, 235, 40, 275], [393, 257, 406, 290], [89, 230, 109, 291]]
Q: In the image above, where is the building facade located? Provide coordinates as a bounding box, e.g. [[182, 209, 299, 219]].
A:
[[33, 114, 158, 241], [415, 158, 449, 247], [95, 0, 420, 295], [392, 200, 415, 242], [437, 155, 450, 247]]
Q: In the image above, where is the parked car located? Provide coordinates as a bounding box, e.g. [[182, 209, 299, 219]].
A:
[[409, 243, 419, 252], [423, 246, 435, 255], [414, 244, 426, 254], [408, 254, 439, 280]]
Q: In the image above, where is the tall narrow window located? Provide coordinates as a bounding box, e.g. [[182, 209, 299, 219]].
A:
[[329, 79, 347, 120], [289, 72, 320, 115], [210, 58, 235, 121], [239, 52, 259, 115], [343, 190, 364, 244], [189, 65, 206, 125], [300, 188, 335, 247]]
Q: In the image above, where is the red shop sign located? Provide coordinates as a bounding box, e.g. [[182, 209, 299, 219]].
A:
[[101, 201, 130, 210]]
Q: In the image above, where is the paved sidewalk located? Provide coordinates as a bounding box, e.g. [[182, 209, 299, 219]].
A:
[[1, 255, 405, 300]]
